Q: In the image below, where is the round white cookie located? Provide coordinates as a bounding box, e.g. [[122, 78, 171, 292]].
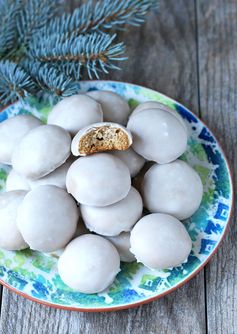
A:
[[17, 185, 79, 252], [110, 148, 145, 177], [28, 159, 72, 189], [12, 125, 71, 179], [6, 169, 30, 191], [58, 234, 120, 293], [142, 160, 203, 220], [0, 115, 42, 164], [0, 191, 28, 250], [106, 232, 135, 262], [130, 213, 192, 270], [87, 90, 130, 125], [127, 109, 187, 164], [130, 101, 187, 132], [66, 153, 131, 206], [81, 187, 142, 236], [47, 95, 103, 136]]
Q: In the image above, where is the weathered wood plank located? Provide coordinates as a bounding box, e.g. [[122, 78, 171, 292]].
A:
[[0, 274, 205, 334], [96, 0, 199, 113], [197, 0, 237, 333], [0, 1, 206, 333], [0, 0, 73, 322]]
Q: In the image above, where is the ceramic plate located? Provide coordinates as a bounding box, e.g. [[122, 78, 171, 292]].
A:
[[0, 81, 233, 311]]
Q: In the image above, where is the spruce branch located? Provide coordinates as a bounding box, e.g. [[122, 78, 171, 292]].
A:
[[0, 60, 36, 106], [0, 0, 21, 58], [21, 60, 80, 99], [42, 0, 158, 37], [0, 0, 158, 107], [16, 0, 61, 48], [36, 64, 79, 97], [26, 32, 126, 79]]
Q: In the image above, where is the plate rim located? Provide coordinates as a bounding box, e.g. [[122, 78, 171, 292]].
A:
[[0, 79, 234, 312]]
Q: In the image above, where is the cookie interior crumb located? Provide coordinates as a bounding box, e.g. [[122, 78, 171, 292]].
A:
[[79, 126, 131, 155]]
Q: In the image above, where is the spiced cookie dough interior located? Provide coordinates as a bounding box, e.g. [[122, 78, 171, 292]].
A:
[[79, 126, 129, 155], [71, 123, 132, 156]]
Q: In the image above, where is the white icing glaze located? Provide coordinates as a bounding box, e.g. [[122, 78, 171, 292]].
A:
[[17, 185, 79, 252], [110, 148, 145, 177], [28, 159, 73, 189], [0, 191, 28, 250], [87, 90, 130, 125], [6, 169, 30, 191], [130, 101, 187, 132], [142, 160, 203, 220], [66, 153, 131, 206], [0, 115, 42, 164], [127, 108, 187, 164], [12, 125, 71, 179], [58, 234, 120, 293], [80, 187, 142, 236], [130, 213, 192, 270], [106, 232, 135, 262], [48, 94, 103, 136]]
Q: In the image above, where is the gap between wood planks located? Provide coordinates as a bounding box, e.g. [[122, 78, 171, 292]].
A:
[[194, 1, 209, 334], [196, 0, 237, 333]]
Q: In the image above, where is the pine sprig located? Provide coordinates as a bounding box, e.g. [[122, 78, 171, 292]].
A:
[[0, 0, 158, 106], [42, 0, 158, 37], [36, 65, 80, 97], [16, 0, 60, 48], [0, 0, 21, 58], [0, 60, 36, 106], [22, 61, 80, 97], [27, 32, 126, 79]]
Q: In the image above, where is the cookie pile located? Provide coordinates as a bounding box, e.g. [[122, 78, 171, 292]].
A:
[[0, 91, 203, 294]]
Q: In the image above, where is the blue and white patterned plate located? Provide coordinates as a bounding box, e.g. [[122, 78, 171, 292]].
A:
[[0, 81, 233, 311]]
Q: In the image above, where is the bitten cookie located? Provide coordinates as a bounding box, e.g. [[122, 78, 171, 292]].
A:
[[71, 122, 132, 156]]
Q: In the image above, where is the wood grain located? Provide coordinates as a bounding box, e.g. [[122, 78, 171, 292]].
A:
[[0, 1, 208, 333], [0, 275, 205, 334], [197, 1, 237, 333], [97, 0, 199, 113]]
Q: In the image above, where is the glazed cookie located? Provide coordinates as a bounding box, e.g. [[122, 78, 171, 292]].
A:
[[80, 187, 143, 236], [142, 160, 203, 220], [130, 213, 192, 270], [66, 153, 131, 206], [0, 115, 42, 164], [87, 90, 130, 125], [58, 234, 120, 293], [12, 125, 71, 179], [0, 191, 28, 250], [110, 148, 145, 177], [47, 95, 103, 136], [6, 169, 30, 191], [28, 159, 72, 189], [71, 122, 132, 156], [17, 185, 79, 252], [106, 232, 135, 262], [130, 101, 187, 132], [127, 108, 187, 164]]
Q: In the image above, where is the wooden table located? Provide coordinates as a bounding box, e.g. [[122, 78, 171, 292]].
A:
[[0, 1, 236, 333]]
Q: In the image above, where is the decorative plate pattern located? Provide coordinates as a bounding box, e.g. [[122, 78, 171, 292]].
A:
[[0, 81, 233, 311]]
